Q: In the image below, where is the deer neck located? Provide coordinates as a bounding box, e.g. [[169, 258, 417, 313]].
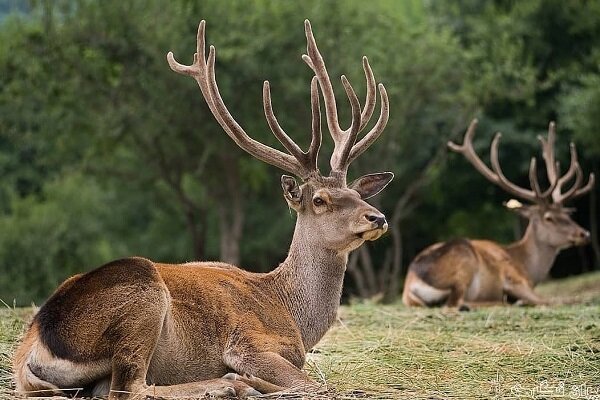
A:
[[266, 219, 347, 351], [505, 222, 559, 285]]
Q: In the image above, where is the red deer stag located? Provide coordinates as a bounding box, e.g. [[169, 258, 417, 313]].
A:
[[13, 20, 393, 399], [403, 119, 594, 310]]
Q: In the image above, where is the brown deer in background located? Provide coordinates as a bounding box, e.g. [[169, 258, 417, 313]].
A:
[[13, 20, 393, 399], [403, 119, 594, 310]]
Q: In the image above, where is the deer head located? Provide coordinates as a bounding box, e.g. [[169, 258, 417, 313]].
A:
[[449, 119, 594, 249], [167, 20, 393, 255]]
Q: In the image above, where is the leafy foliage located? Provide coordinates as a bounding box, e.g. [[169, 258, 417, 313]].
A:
[[0, 0, 598, 304]]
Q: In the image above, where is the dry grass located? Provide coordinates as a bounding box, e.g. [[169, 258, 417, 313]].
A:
[[1, 272, 599, 399], [0, 302, 30, 399]]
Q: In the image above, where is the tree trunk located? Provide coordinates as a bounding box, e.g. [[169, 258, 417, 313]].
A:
[[166, 178, 207, 261], [358, 246, 378, 296], [348, 246, 380, 298], [383, 222, 403, 303], [590, 180, 600, 270], [183, 206, 206, 260], [215, 155, 245, 265], [128, 131, 210, 260], [347, 251, 370, 298], [217, 198, 244, 265]]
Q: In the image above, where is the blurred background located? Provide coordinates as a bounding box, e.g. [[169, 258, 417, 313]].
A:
[[0, 0, 599, 305]]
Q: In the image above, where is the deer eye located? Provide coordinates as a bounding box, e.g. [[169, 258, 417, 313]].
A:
[[544, 213, 554, 222], [313, 197, 325, 206]]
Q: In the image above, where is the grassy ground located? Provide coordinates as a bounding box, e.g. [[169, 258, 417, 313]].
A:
[[1, 272, 599, 399]]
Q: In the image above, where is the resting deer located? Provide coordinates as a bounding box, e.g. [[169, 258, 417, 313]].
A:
[[403, 119, 594, 309], [13, 20, 393, 399]]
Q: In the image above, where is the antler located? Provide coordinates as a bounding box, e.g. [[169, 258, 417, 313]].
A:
[[302, 20, 389, 176], [167, 20, 321, 180], [448, 119, 538, 202], [538, 122, 595, 204], [449, 119, 595, 205]]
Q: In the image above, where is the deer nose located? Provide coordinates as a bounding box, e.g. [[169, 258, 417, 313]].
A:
[[365, 214, 387, 229], [580, 230, 591, 242]]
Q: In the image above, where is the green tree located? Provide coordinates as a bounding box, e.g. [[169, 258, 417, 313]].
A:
[[2, 0, 599, 305]]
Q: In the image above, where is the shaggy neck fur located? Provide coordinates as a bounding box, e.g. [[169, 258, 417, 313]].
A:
[[266, 216, 348, 351], [505, 221, 559, 285]]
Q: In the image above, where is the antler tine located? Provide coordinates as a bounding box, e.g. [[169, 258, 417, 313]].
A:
[[348, 83, 389, 165], [302, 31, 376, 135], [538, 121, 558, 186], [571, 172, 595, 200], [553, 144, 595, 202], [359, 57, 376, 131], [556, 163, 584, 202], [302, 20, 388, 175], [448, 120, 540, 202], [447, 119, 504, 186], [552, 142, 577, 202], [302, 20, 343, 141], [263, 77, 323, 174], [545, 124, 595, 203], [167, 21, 212, 104], [168, 20, 313, 178], [330, 75, 361, 171], [308, 76, 322, 172], [529, 158, 544, 199], [490, 133, 537, 202], [263, 81, 306, 161], [528, 157, 559, 202], [205, 47, 309, 176]]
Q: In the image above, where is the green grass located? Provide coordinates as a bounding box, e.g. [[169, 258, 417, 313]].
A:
[[1, 272, 599, 399]]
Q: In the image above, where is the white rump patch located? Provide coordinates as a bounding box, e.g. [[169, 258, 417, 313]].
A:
[[410, 278, 450, 305], [22, 338, 110, 394]]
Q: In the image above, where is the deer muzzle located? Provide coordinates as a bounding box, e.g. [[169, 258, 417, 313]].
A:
[[361, 214, 388, 241], [573, 229, 591, 245]]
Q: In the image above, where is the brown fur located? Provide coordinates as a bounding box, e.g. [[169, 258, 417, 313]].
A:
[[13, 324, 58, 396], [403, 206, 590, 309]]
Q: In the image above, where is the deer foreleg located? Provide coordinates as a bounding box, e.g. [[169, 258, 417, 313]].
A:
[[503, 280, 547, 306], [144, 378, 259, 399], [222, 372, 285, 393], [224, 348, 323, 393]]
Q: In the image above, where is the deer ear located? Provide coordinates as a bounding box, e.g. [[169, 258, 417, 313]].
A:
[[281, 175, 302, 210], [349, 172, 394, 200], [504, 199, 531, 218]]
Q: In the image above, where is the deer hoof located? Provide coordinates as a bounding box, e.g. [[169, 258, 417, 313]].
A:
[[219, 375, 262, 397], [458, 304, 471, 312], [240, 387, 261, 397], [515, 299, 536, 307], [206, 385, 236, 397]]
